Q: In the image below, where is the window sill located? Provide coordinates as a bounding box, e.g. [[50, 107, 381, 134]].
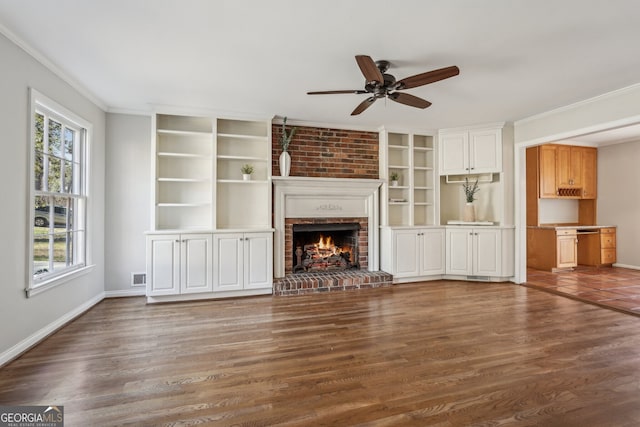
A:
[[26, 264, 96, 298]]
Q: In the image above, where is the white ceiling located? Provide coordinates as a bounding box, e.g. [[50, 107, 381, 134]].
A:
[[2, 0, 640, 135]]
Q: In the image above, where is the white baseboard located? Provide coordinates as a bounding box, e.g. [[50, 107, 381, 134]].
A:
[[613, 263, 640, 270], [0, 292, 105, 367], [104, 288, 146, 298]]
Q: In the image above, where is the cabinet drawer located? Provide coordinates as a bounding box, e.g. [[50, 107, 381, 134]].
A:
[[600, 233, 616, 248], [556, 229, 577, 236], [601, 249, 616, 264], [600, 227, 616, 235]]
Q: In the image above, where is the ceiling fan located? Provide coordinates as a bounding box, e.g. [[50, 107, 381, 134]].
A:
[[307, 55, 459, 116]]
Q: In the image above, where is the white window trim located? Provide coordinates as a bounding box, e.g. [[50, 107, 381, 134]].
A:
[[27, 88, 93, 297]]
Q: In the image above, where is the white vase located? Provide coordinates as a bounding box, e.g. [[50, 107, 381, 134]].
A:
[[463, 202, 476, 222], [242, 174, 251, 181], [391, 180, 399, 187], [279, 151, 291, 177]]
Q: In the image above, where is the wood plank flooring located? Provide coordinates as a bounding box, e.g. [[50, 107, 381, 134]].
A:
[[526, 266, 640, 315], [2, 281, 640, 426]]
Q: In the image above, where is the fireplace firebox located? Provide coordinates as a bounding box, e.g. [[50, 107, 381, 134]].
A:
[[292, 223, 360, 273]]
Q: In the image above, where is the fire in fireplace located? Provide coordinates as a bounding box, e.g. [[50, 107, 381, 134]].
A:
[[292, 223, 360, 273]]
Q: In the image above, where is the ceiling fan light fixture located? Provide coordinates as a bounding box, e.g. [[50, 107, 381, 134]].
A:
[[308, 55, 459, 115]]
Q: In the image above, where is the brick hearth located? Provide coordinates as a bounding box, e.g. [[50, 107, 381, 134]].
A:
[[273, 270, 393, 296]]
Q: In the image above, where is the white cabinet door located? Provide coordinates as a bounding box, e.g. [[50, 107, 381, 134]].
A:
[[147, 234, 180, 296], [439, 132, 469, 175], [469, 128, 501, 174], [446, 228, 472, 275], [420, 228, 445, 275], [474, 229, 501, 276], [213, 233, 244, 291], [439, 127, 502, 175], [181, 234, 213, 294], [244, 232, 273, 290], [392, 230, 420, 278]]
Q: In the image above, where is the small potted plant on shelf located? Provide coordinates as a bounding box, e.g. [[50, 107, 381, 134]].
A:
[[241, 164, 254, 181], [463, 176, 479, 222], [390, 171, 400, 187]]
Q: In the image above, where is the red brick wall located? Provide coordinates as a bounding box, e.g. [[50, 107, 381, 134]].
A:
[[272, 124, 379, 179]]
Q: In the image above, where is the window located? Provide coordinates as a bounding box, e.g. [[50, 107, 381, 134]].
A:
[[28, 89, 91, 296]]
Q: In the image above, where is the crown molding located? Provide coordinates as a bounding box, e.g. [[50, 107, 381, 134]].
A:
[[0, 22, 108, 111], [515, 82, 640, 126]]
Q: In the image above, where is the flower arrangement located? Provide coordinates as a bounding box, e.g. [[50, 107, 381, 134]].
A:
[[463, 176, 479, 203], [240, 164, 254, 175], [280, 116, 297, 152], [390, 171, 400, 182]]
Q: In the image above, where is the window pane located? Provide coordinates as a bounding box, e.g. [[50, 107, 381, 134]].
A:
[[52, 232, 67, 270], [48, 119, 62, 157], [34, 152, 45, 191], [53, 196, 71, 230], [35, 113, 44, 153], [33, 232, 50, 276], [64, 127, 75, 161], [34, 196, 51, 228], [63, 160, 73, 193], [48, 156, 62, 192]]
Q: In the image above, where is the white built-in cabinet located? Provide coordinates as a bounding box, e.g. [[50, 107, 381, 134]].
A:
[[380, 227, 445, 281], [213, 232, 273, 292], [445, 226, 514, 278], [146, 233, 213, 296], [379, 128, 444, 282], [438, 126, 502, 175], [146, 113, 273, 302]]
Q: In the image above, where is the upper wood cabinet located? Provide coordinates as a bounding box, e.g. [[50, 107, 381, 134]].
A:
[[438, 126, 502, 175], [531, 144, 597, 199], [581, 147, 597, 199]]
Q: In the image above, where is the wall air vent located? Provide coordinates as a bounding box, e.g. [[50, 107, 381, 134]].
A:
[[131, 272, 146, 287]]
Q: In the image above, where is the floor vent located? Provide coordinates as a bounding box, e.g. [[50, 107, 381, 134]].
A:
[[467, 275, 490, 281], [131, 272, 146, 287]]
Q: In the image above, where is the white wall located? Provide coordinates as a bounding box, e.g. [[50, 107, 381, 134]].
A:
[[597, 140, 640, 269], [0, 32, 106, 360], [105, 113, 151, 294]]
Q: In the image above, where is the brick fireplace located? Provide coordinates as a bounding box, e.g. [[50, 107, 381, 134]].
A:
[[272, 176, 392, 295]]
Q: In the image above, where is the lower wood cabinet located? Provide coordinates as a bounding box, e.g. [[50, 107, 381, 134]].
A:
[[577, 227, 617, 266], [146, 231, 273, 301], [527, 228, 577, 271]]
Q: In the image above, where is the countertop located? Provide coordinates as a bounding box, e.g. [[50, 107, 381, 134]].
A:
[[529, 224, 616, 230]]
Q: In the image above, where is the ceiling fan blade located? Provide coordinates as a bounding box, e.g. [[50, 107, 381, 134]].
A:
[[396, 65, 460, 90], [389, 92, 432, 109], [351, 96, 377, 116], [355, 55, 384, 84], [307, 90, 368, 95]]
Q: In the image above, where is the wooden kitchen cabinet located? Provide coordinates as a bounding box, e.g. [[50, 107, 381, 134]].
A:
[[529, 144, 597, 199], [581, 147, 597, 199], [556, 229, 578, 269], [577, 227, 616, 266], [527, 228, 577, 271]]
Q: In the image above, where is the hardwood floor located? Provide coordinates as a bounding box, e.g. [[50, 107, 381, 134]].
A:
[[526, 266, 640, 315], [2, 281, 640, 426]]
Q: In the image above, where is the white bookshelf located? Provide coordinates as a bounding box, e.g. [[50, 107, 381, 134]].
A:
[[380, 129, 437, 227]]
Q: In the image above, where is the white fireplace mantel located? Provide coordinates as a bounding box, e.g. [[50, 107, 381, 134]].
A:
[[272, 176, 383, 278]]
